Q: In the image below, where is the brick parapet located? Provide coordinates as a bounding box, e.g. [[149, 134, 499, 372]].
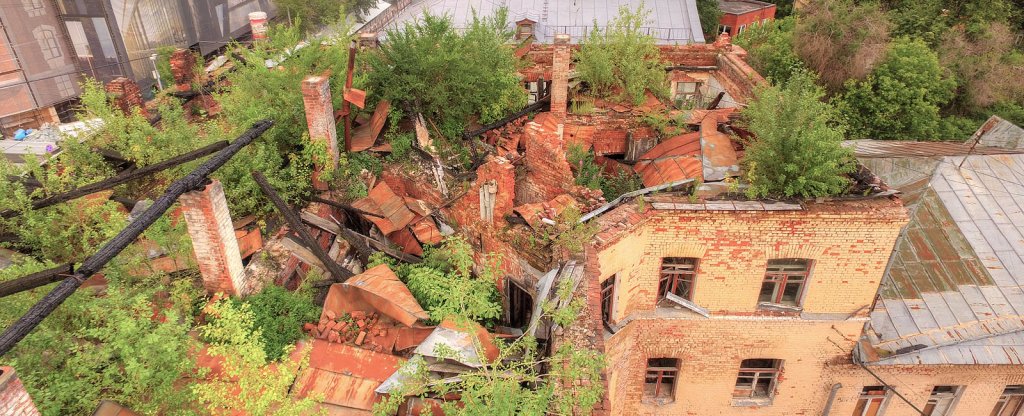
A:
[[550, 35, 571, 119], [0, 367, 41, 416], [180, 180, 251, 296]]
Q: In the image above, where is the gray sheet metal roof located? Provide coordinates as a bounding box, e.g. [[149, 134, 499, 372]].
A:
[[376, 0, 705, 44], [863, 134, 1024, 364], [717, 0, 774, 15]]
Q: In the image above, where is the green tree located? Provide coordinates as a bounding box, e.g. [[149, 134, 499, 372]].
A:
[[576, 5, 667, 105], [696, 0, 723, 40], [366, 9, 526, 134], [742, 71, 854, 198], [836, 38, 956, 140], [734, 17, 805, 84], [794, 0, 891, 93]]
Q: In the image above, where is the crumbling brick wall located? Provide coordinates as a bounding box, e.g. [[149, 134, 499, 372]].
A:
[[169, 48, 196, 92], [515, 116, 574, 205], [105, 77, 148, 118]]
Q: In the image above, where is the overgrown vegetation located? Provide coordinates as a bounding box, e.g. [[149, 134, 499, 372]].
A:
[[366, 9, 526, 137], [234, 284, 320, 361], [741, 71, 855, 198], [566, 143, 642, 200], [735, 0, 1024, 140], [274, 0, 378, 32], [576, 5, 666, 105], [373, 279, 605, 416], [696, 0, 724, 40], [369, 236, 502, 324]]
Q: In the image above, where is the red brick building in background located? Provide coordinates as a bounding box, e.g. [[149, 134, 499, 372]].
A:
[[718, 0, 776, 37]]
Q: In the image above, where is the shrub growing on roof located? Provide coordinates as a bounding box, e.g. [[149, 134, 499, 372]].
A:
[[365, 9, 526, 135], [741, 70, 855, 199], [575, 5, 667, 105]]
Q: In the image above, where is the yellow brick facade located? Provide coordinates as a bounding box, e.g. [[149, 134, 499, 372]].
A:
[[576, 197, 1024, 415]]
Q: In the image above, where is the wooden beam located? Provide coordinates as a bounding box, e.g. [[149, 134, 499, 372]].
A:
[[280, 235, 326, 270], [705, 92, 725, 110], [1, 140, 230, 218], [0, 263, 73, 298], [0, 120, 273, 356], [251, 171, 353, 284], [300, 210, 341, 235]]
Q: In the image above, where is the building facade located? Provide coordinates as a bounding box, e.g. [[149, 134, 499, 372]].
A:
[[717, 0, 776, 37]]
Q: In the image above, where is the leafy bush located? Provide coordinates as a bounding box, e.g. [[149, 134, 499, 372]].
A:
[[734, 17, 805, 84], [742, 71, 855, 198], [236, 285, 320, 361], [370, 236, 501, 324], [366, 9, 526, 134], [567, 143, 603, 190], [576, 5, 666, 104], [836, 38, 956, 140]]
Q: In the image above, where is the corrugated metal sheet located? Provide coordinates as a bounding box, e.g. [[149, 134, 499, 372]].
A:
[[377, 0, 704, 44]]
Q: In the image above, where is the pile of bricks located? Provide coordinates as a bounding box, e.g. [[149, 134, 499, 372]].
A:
[[169, 49, 196, 92], [572, 186, 607, 212], [304, 310, 382, 346]]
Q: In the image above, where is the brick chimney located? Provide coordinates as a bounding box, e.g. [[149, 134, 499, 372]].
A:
[[169, 48, 196, 92], [249, 11, 269, 41], [0, 367, 42, 416], [105, 77, 148, 118], [180, 180, 250, 297], [302, 74, 339, 191], [550, 34, 571, 119]]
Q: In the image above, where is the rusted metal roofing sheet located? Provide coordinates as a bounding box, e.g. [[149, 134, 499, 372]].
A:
[[699, 116, 739, 181], [329, 264, 430, 327], [414, 319, 500, 368], [633, 132, 702, 187], [847, 139, 1024, 158], [974, 115, 1024, 149], [352, 182, 417, 235], [513, 194, 578, 228], [410, 219, 443, 245], [866, 143, 1024, 365], [351, 100, 390, 152], [294, 340, 404, 412], [92, 401, 139, 416]]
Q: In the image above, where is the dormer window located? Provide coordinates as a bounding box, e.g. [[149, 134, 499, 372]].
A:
[[516, 19, 536, 40]]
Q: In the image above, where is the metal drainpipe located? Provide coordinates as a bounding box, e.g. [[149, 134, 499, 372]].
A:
[[822, 383, 842, 416]]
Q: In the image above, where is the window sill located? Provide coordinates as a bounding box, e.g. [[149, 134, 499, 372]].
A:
[[641, 397, 676, 406], [757, 302, 803, 313], [731, 397, 773, 407]]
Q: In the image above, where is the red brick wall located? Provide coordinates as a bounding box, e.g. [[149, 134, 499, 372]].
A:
[[550, 35, 571, 119], [0, 367, 41, 416], [449, 156, 515, 229], [180, 180, 251, 296], [515, 117, 574, 205]]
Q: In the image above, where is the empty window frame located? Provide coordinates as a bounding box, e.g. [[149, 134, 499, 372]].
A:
[[738, 24, 747, 34], [673, 82, 701, 109], [24, 0, 45, 17], [734, 359, 781, 398], [718, 25, 732, 35], [991, 385, 1024, 416], [924, 386, 962, 416], [854, 386, 888, 416], [758, 259, 811, 307], [644, 358, 679, 402], [601, 275, 616, 326], [505, 279, 533, 329], [658, 257, 698, 301]]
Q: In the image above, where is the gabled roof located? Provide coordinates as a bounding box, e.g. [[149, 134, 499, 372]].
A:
[[374, 0, 705, 44], [857, 123, 1024, 365]]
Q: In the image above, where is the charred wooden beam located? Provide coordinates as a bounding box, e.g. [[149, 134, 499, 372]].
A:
[[0, 263, 73, 298], [251, 171, 354, 283], [705, 92, 725, 110], [0, 140, 229, 219], [0, 120, 272, 356], [462, 95, 551, 140], [342, 228, 422, 264], [306, 195, 384, 218]]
